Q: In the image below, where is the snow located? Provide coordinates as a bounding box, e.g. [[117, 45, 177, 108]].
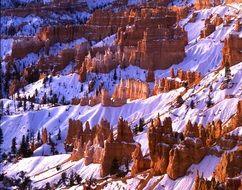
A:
[[92, 34, 116, 48], [153, 155, 220, 190], [0, 2, 242, 189], [84, 0, 115, 9], [1, 62, 241, 156], [0, 39, 13, 59], [1, 155, 100, 188]]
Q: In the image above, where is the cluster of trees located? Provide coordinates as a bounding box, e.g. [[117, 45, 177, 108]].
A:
[[133, 118, 145, 135], [11, 135, 33, 158], [0, 171, 32, 190]]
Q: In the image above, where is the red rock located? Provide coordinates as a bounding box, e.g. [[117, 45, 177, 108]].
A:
[[11, 37, 44, 59], [112, 79, 149, 102], [200, 18, 216, 38], [146, 69, 155, 82], [214, 149, 242, 183], [221, 34, 242, 68], [42, 128, 48, 144], [131, 143, 151, 176], [167, 137, 207, 179], [116, 117, 134, 143]]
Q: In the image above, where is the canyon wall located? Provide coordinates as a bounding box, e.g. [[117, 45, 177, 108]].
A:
[[221, 34, 242, 68], [67, 117, 136, 177]]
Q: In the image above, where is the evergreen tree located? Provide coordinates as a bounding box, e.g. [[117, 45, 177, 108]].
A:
[[190, 100, 195, 109], [224, 64, 232, 84], [110, 158, 119, 175], [18, 135, 32, 158], [61, 172, 67, 184], [113, 69, 117, 81], [42, 93, 47, 104], [18, 135, 27, 157], [30, 102, 34, 110], [138, 118, 145, 132], [57, 128, 61, 140], [11, 137, 17, 154], [45, 182, 51, 190], [23, 98, 27, 111], [50, 143, 56, 155], [69, 171, 75, 186], [0, 128, 3, 153], [35, 89, 38, 97], [75, 173, 82, 184], [37, 131, 41, 142], [48, 133, 52, 144]]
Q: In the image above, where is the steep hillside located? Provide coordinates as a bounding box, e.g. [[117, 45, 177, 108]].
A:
[[0, 0, 241, 189]]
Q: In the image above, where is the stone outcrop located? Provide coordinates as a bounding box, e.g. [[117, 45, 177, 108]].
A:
[[148, 117, 178, 175], [221, 34, 242, 68], [131, 144, 151, 176], [153, 69, 202, 94], [84, 48, 119, 73], [65, 119, 83, 151], [147, 117, 209, 179], [194, 0, 222, 10], [211, 14, 223, 26], [11, 37, 44, 59], [116, 7, 187, 70], [146, 69, 155, 82], [116, 117, 134, 143], [235, 19, 241, 32], [166, 137, 207, 179], [85, 6, 188, 73], [1, 1, 88, 17], [169, 6, 190, 21], [214, 149, 242, 183], [112, 79, 149, 102], [42, 128, 48, 144], [69, 117, 137, 177], [184, 120, 223, 146], [200, 18, 216, 38], [193, 172, 242, 190], [194, 0, 242, 10]]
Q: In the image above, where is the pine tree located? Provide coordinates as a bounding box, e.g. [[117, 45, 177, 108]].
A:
[[48, 133, 52, 144], [224, 64, 232, 84], [190, 100, 195, 109], [113, 69, 117, 81], [35, 89, 38, 97], [50, 143, 55, 155], [23, 98, 27, 111], [61, 172, 67, 184], [11, 137, 17, 154], [0, 128, 3, 153], [57, 128, 61, 140], [37, 131, 41, 142], [69, 172, 75, 186], [110, 158, 119, 175], [138, 118, 145, 132], [18, 135, 27, 157]]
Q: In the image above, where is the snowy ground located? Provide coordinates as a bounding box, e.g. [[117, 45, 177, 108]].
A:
[[0, 2, 242, 189]]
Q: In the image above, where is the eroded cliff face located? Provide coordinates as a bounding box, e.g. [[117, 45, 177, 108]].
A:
[[11, 37, 44, 59], [153, 69, 202, 95], [193, 173, 241, 190], [221, 34, 242, 68], [117, 7, 187, 70], [68, 117, 136, 177], [200, 18, 216, 38], [214, 148, 242, 183], [195, 0, 242, 10], [112, 79, 149, 101], [82, 6, 188, 73], [145, 116, 208, 179]]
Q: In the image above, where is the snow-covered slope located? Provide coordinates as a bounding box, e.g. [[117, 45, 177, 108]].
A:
[[0, 2, 242, 189]]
